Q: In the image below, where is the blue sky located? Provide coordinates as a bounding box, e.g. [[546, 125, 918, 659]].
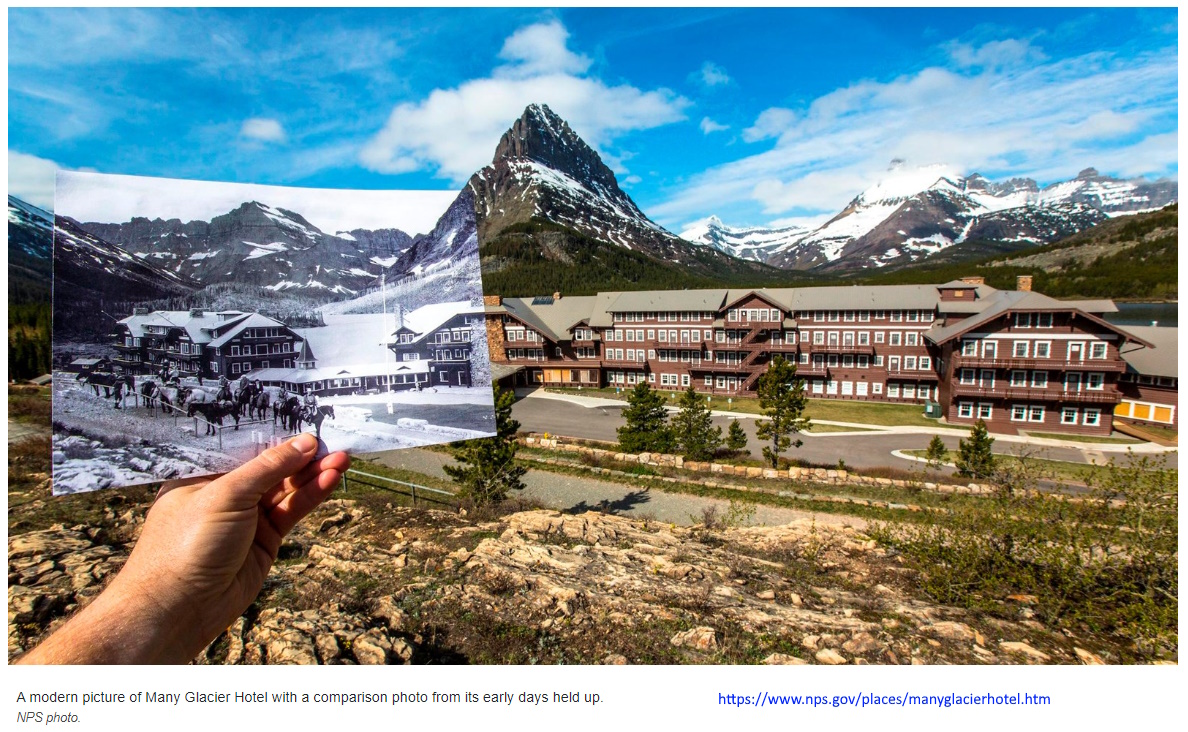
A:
[[7, 7, 1178, 233]]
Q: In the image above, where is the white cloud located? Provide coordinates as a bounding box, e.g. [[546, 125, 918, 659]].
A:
[[698, 61, 731, 87], [496, 21, 591, 79], [742, 107, 796, 142], [623, 175, 643, 186], [240, 118, 286, 143], [653, 42, 1177, 225], [947, 38, 1046, 70], [55, 170, 457, 236], [359, 21, 689, 182], [699, 117, 729, 135], [8, 151, 67, 210]]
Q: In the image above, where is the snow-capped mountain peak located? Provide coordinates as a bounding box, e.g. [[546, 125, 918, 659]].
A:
[[680, 216, 811, 263]]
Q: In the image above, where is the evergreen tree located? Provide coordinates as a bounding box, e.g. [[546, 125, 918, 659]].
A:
[[754, 355, 811, 468], [444, 385, 526, 504], [954, 420, 996, 479], [726, 419, 748, 451], [924, 434, 948, 472], [671, 386, 722, 460], [617, 382, 674, 453]]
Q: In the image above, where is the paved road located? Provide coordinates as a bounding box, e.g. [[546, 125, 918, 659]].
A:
[[8, 419, 48, 443], [362, 448, 866, 530], [508, 394, 1173, 475]]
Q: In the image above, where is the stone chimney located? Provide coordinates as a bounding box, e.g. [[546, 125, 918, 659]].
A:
[[483, 295, 503, 307], [189, 308, 204, 317], [960, 276, 985, 286], [392, 303, 404, 331], [132, 307, 149, 316], [1016, 275, 1033, 292]]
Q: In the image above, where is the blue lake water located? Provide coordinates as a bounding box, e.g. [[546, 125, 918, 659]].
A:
[[1103, 302, 1178, 328]]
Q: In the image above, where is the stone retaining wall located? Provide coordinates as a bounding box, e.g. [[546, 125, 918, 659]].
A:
[[521, 435, 993, 496]]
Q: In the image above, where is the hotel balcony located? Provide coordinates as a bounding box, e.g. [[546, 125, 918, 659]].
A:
[[952, 355, 1126, 372], [807, 342, 876, 356], [951, 383, 1121, 403]]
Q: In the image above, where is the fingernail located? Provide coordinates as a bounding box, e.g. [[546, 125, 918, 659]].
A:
[[291, 433, 318, 453]]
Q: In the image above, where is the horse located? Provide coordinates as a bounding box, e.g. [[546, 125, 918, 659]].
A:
[[276, 396, 303, 433], [187, 401, 240, 436], [235, 382, 259, 417], [140, 379, 158, 408], [251, 390, 271, 421], [81, 371, 121, 398], [300, 405, 335, 439], [111, 374, 135, 410], [215, 382, 233, 404]]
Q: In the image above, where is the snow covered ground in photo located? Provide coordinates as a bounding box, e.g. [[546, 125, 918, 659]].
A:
[[50, 373, 494, 494]]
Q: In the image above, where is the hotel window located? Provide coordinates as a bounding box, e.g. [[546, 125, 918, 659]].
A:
[[1031, 371, 1048, 388], [919, 385, 931, 400], [890, 311, 902, 323], [829, 311, 840, 322], [1034, 341, 1051, 358], [1083, 409, 1101, 427], [843, 311, 855, 322], [1011, 370, 1027, 387], [922, 311, 933, 323], [887, 384, 900, 398], [1087, 372, 1104, 390], [919, 357, 931, 370], [799, 353, 809, 365], [1037, 313, 1053, 328], [875, 332, 885, 344], [681, 374, 690, 387], [658, 331, 667, 342], [978, 403, 993, 420], [231, 346, 240, 356], [857, 355, 869, 368], [858, 332, 870, 345], [859, 311, 870, 322], [875, 310, 885, 320], [842, 355, 854, 367], [904, 356, 917, 370], [1013, 341, 1029, 358], [645, 329, 654, 340], [828, 354, 839, 367], [874, 355, 884, 366], [961, 340, 977, 356], [872, 383, 883, 395], [771, 309, 780, 321], [907, 310, 919, 323], [903, 384, 916, 399], [728, 309, 738, 322], [1090, 342, 1108, 359], [889, 332, 902, 346], [1029, 406, 1046, 423], [1011, 405, 1027, 422], [813, 331, 825, 345], [813, 311, 824, 322], [1061, 407, 1078, 425], [231, 363, 241, 374], [1014, 313, 1032, 328], [905, 333, 918, 346]]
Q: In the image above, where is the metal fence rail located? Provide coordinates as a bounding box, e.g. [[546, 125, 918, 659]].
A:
[[341, 468, 455, 506]]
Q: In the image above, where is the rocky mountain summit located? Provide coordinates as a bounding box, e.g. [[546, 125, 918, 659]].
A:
[[10, 493, 1106, 665], [469, 104, 775, 292], [692, 162, 1176, 273], [74, 201, 406, 297]]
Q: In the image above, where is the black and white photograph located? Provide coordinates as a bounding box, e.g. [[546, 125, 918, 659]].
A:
[[50, 171, 494, 494]]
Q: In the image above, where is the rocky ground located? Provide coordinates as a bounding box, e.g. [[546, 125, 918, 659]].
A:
[[9, 481, 1108, 665]]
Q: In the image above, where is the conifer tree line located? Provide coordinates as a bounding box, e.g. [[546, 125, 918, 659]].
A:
[[616, 355, 809, 464]]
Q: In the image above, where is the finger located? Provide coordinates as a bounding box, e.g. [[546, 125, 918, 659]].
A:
[[211, 433, 319, 511], [259, 451, 348, 512], [268, 453, 351, 536]]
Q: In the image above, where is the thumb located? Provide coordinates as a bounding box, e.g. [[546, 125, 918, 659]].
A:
[[213, 433, 319, 510]]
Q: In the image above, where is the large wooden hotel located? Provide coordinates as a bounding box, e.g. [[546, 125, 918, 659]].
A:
[[484, 276, 1177, 436]]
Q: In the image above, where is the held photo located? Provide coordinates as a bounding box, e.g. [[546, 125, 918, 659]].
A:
[[51, 171, 495, 494]]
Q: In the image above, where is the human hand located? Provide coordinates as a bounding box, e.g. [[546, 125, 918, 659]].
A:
[[21, 433, 350, 664]]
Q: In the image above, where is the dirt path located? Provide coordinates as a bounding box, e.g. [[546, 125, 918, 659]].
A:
[[365, 448, 868, 530]]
